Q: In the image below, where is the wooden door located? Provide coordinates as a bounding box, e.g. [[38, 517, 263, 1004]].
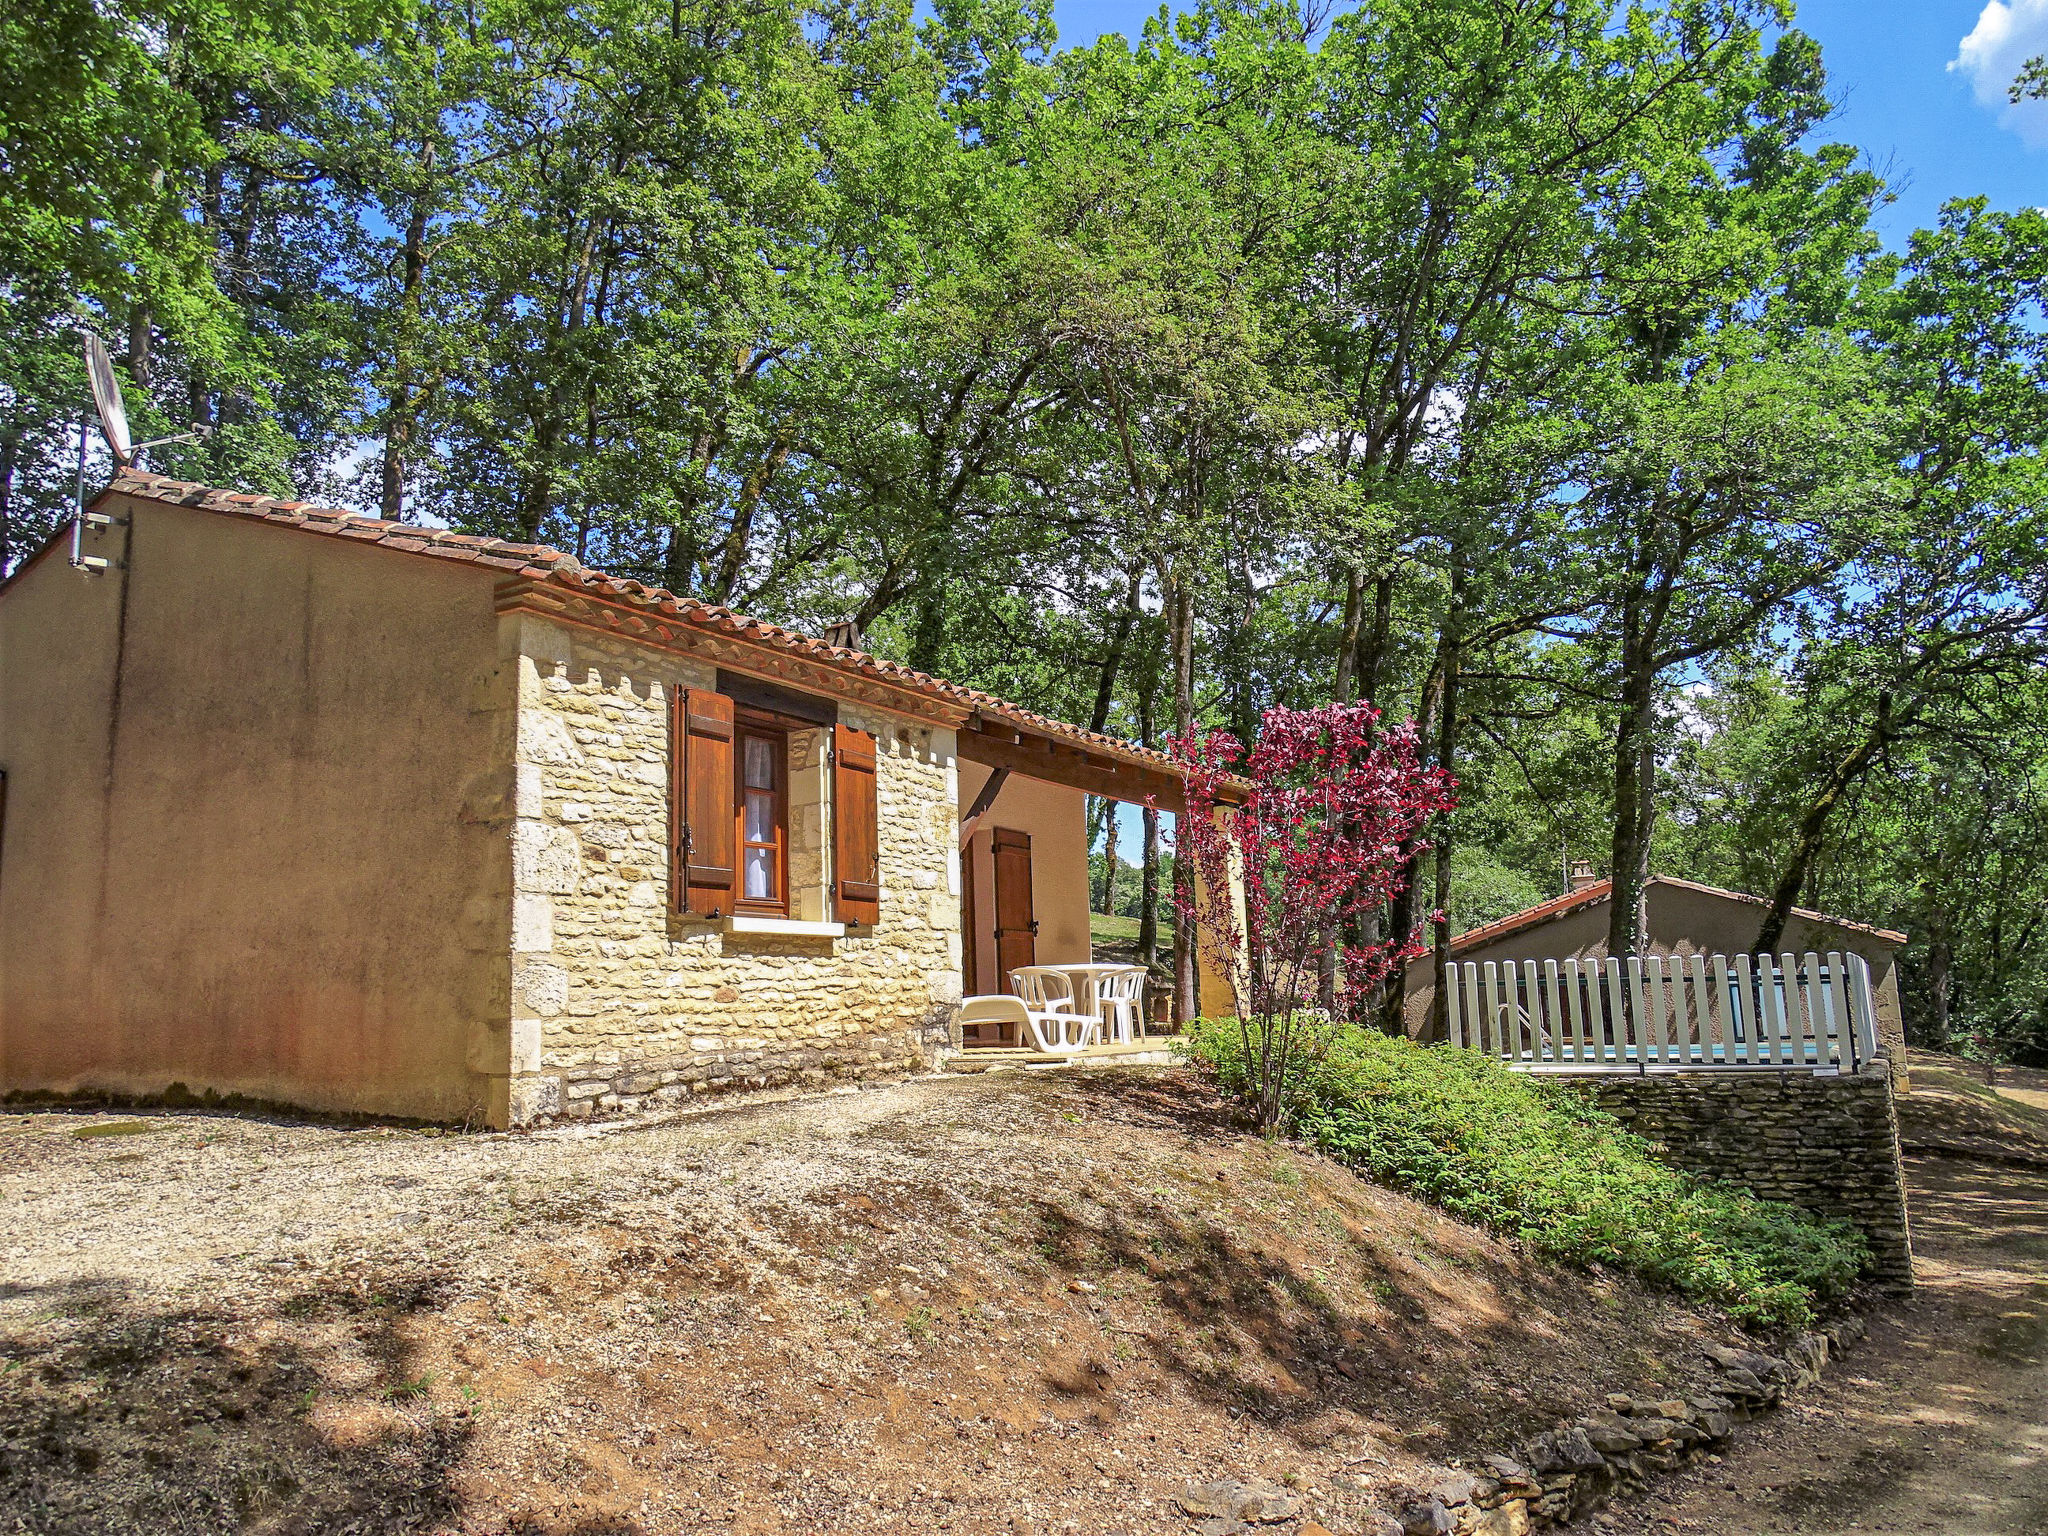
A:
[[992, 828, 1035, 991], [961, 838, 981, 997], [958, 837, 1016, 1045]]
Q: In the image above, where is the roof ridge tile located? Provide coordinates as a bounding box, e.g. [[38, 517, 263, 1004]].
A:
[[94, 469, 1191, 777]]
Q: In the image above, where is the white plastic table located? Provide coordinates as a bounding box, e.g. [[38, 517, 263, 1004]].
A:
[[1046, 963, 1146, 1041]]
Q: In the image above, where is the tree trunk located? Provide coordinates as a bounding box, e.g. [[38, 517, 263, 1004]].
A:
[[664, 525, 698, 596], [1427, 837, 1455, 1042], [122, 152, 163, 410], [1085, 795, 1108, 909], [708, 435, 791, 603], [380, 164, 433, 522], [1333, 570, 1364, 701], [1101, 808, 1120, 920], [1168, 573, 1197, 1021], [1605, 623, 1657, 955], [907, 578, 947, 674], [1137, 669, 1162, 969], [1754, 696, 1904, 953], [1355, 570, 1395, 708], [663, 429, 718, 595], [1322, 569, 1372, 1006], [0, 429, 16, 576], [1927, 927, 1953, 1049], [1091, 565, 1144, 735], [515, 455, 553, 545], [126, 303, 153, 393], [1382, 596, 1459, 1035], [1906, 860, 1952, 1053]]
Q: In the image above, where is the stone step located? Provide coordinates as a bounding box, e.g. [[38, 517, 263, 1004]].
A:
[[943, 1040, 1179, 1072]]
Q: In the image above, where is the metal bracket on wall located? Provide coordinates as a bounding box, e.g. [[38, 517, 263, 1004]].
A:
[[68, 511, 128, 573]]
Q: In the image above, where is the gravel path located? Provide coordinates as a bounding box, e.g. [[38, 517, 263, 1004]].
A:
[[0, 1069, 1746, 1535], [1604, 1151, 2048, 1536]]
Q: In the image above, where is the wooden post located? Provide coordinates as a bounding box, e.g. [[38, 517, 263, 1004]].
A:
[[1847, 951, 1882, 1071], [1563, 959, 1593, 1063], [1542, 959, 1566, 1063], [1487, 963, 1504, 1058], [1687, 953, 1713, 1065]]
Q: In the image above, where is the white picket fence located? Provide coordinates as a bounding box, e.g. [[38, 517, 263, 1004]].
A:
[[1444, 951, 1882, 1074]]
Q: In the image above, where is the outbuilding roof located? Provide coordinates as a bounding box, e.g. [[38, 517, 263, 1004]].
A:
[[1447, 879, 1617, 954], [1444, 873, 1906, 956], [83, 472, 1200, 790]]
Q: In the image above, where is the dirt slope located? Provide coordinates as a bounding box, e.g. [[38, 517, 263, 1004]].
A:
[[3, 1068, 1756, 1535], [1895, 1052, 2048, 1165]]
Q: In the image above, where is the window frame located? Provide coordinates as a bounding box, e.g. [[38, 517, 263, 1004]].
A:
[[731, 711, 790, 915]]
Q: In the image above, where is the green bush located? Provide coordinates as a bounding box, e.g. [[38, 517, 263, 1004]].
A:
[[1183, 1018, 1868, 1330]]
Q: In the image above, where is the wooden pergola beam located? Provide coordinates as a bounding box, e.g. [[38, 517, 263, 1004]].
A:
[[958, 765, 1012, 847], [958, 725, 1189, 812]]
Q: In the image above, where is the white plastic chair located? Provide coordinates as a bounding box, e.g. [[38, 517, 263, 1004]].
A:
[[1009, 968, 1098, 1052], [1096, 966, 1147, 1043], [1011, 966, 1075, 1016]]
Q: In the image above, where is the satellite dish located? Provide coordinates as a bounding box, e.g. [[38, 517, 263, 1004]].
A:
[[82, 332, 131, 466]]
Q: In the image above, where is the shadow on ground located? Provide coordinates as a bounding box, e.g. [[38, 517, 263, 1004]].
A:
[[1018, 1070, 1711, 1455]]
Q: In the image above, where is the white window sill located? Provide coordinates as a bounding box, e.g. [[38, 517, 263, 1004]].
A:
[[723, 915, 846, 939]]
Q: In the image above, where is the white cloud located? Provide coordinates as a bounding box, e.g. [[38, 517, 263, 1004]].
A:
[[1952, 0, 2048, 148]]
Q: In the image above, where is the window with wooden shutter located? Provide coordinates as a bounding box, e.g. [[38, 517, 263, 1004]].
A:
[[732, 718, 789, 914], [672, 687, 735, 916], [832, 722, 880, 926]]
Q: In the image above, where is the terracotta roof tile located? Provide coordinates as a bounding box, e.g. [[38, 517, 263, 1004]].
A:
[[1645, 875, 1907, 946], [1448, 881, 1614, 955], [1442, 873, 1905, 956], [95, 470, 1197, 783]]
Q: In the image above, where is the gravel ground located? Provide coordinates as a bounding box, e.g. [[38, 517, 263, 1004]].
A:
[[2, 1067, 1756, 1535], [1599, 1151, 2048, 1536]]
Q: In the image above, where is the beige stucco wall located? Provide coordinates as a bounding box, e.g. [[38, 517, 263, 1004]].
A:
[[956, 762, 1092, 994], [1401, 899, 1611, 1038], [0, 498, 512, 1121], [505, 617, 963, 1123]]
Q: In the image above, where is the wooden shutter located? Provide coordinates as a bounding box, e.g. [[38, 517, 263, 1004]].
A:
[[672, 687, 735, 916], [833, 722, 881, 925]]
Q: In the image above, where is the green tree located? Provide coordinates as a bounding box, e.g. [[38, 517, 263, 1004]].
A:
[[1749, 201, 2048, 950], [1, 0, 387, 562]]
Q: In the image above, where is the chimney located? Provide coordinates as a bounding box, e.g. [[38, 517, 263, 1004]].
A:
[[1568, 860, 1599, 893], [820, 617, 863, 651]]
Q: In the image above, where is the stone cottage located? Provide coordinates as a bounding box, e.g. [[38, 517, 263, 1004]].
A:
[[0, 473, 1239, 1128]]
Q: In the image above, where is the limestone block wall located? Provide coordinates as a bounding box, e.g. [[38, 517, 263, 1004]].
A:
[[1579, 1066, 1913, 1291], [502, 615, 963, 1125]]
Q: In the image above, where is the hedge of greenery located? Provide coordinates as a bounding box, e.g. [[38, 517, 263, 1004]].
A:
[[1184, 1018, 1868, 1329]]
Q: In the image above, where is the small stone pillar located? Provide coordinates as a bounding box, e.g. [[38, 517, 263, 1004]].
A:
[[1191, 806, 1249, 1021]]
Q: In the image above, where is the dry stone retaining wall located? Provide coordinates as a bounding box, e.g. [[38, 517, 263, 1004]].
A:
[[501, 615, 962, 1126], [1578, 1065, 1913, 1291], [1178, 1318, 1870, 1536], [1368, 1317, 1868, 1536]]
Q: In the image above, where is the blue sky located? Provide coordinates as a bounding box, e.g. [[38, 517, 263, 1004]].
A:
[[1801, 0, 2047, 243], [1047, 0, 2047, 250]]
